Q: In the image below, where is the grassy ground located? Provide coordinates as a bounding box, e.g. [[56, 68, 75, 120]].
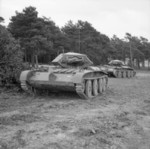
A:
[[0, 70, 150, 149]]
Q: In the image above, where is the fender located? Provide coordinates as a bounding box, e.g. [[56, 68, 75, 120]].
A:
[[20, 70, 34, 83]]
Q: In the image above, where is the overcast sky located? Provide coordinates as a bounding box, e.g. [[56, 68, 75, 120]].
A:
[[1, 0, 150, 40]]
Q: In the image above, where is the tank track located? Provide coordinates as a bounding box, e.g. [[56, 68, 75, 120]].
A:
[[21, 80, 29, 92], [20, 80, 35, 94], [75, 75, 108, 99], [20, 70, 38, 95]]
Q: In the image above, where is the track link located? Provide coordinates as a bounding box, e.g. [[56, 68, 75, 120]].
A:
[[20, 80, 35, 95]]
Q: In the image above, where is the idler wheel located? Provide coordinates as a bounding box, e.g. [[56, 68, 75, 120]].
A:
[[85, 80, 93, 98], [93, 79, 98, 96]]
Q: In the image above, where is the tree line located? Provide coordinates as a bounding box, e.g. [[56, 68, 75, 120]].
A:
[[0, 6, 150, 86]]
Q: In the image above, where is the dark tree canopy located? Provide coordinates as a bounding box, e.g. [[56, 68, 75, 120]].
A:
[[7, 6, 150, 67], [1, 6, 150, 88], [0, 17, 4, 23], [8, 6, 64, 65], [61, 20, 110, 64]]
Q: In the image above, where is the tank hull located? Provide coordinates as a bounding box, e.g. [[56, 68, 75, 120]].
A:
[[20, 69, 108, 99], [20, 52, 108, 99], [100, 65, 136, 78]]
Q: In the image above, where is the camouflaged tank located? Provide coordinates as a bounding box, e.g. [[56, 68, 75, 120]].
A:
[[20, 52, 108, 99], [100, 60, 136, 78]]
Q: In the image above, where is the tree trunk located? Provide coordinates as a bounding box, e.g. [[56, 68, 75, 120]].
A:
[[142, 59, 145, 68], [31, 54, 34, 68], [35, 55, 38, 68], [148, 59, 150, 70], [137, 59, 140, 69], [24, 48, 27, 62]]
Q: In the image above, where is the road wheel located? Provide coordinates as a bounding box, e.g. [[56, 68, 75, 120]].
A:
[[83, 80, 86, 93], [102, 78, 106, 91], [122, 71, 126, 78], [85, 80, 92, 98], [93, 79, 98, 96], [117, 71, 122, 78], [130, 71, 133, 78], [127, 71, 130, 78], [98, 78, 103, 93], [113, 70, 117, 77]]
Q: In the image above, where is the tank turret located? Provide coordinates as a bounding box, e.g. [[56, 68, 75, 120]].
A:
[[108, 60, 125, 66], [51, 52, 93, 68]]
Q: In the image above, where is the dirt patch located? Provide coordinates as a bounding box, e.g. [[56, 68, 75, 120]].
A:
[[0, 70, 150, 149], [0, 114, 40, 126], [0, 129, 26, 149]]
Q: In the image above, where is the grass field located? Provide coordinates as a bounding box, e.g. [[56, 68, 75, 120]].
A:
[[0, 70, 150, 149]]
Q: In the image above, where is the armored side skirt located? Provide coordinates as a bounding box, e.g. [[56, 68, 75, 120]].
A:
[[29, 80, 75, 91]]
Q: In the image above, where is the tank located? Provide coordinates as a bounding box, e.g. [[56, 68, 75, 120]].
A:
[[99, 60, 136, 78], [20, 52, 108, 99]]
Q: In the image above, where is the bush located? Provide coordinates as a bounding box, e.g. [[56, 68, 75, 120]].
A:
[[0, 25, 24, 87]]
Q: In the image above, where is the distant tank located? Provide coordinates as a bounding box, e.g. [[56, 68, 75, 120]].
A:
[[99, 60, 136, 78], [20, 52, 108, 99]]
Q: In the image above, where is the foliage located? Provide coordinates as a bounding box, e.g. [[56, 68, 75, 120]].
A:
[[7, 6, 150, 67], [0, 24, 24, 87], [61, 20, 110, 64], [8, 6, 64, 65]]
